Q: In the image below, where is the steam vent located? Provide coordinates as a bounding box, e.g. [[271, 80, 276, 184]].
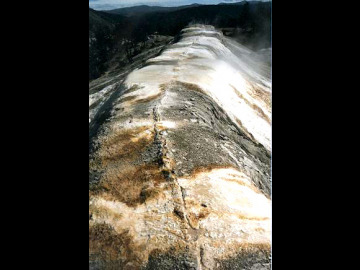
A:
[[89, 25, 271, 270]]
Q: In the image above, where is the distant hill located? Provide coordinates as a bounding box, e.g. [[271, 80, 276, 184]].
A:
[[89, 9, 129, 80], [89, 8, 114, 33], [128, 2, 271, 46], [105, 4, 202, 17], [218, 0, 262, 5], [218, 1, 246, 5]]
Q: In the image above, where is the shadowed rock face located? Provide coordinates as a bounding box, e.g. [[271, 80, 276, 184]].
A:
[[89, 25, 271, 270]]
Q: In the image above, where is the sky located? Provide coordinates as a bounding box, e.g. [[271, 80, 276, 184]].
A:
[[89, 0, 255, 10]]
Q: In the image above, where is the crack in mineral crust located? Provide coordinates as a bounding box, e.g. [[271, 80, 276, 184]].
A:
[[153, 100, 194, 232], [152, 96, 208, 269]]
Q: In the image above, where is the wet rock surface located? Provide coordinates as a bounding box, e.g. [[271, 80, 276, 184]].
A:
[[89, 25, 271, 269]]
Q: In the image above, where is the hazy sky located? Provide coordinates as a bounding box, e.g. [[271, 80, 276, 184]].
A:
[[89, 0, 252, 10]]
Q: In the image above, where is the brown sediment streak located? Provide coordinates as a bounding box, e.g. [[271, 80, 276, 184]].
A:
[[135, 92, 164, 104], [181, 164, 233, 177], [222, 176, 265, 195], [122, 84, 142, 94], [183, 54, 207, 60], [230, 84, 271, 125], [90, 86, 178, 210], [175, 80, 207, 95], [119, 94, 138, 103], [95, 126, 153, 165], [120, 84, 166, 107], [120, 92, 164, 105], [247, 81, 271, 109], [90, 121, 168, 207], [91, 164, 166, 207], [235, 214, 270, 221]]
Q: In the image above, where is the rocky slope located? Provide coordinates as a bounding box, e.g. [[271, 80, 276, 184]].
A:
[[89, 24, 271, 270]]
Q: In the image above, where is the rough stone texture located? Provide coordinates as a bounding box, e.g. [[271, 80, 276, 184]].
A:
[[89, 25, 271, 269]]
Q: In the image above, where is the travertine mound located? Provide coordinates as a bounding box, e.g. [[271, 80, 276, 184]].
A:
[[89, 25, 271, 270]]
